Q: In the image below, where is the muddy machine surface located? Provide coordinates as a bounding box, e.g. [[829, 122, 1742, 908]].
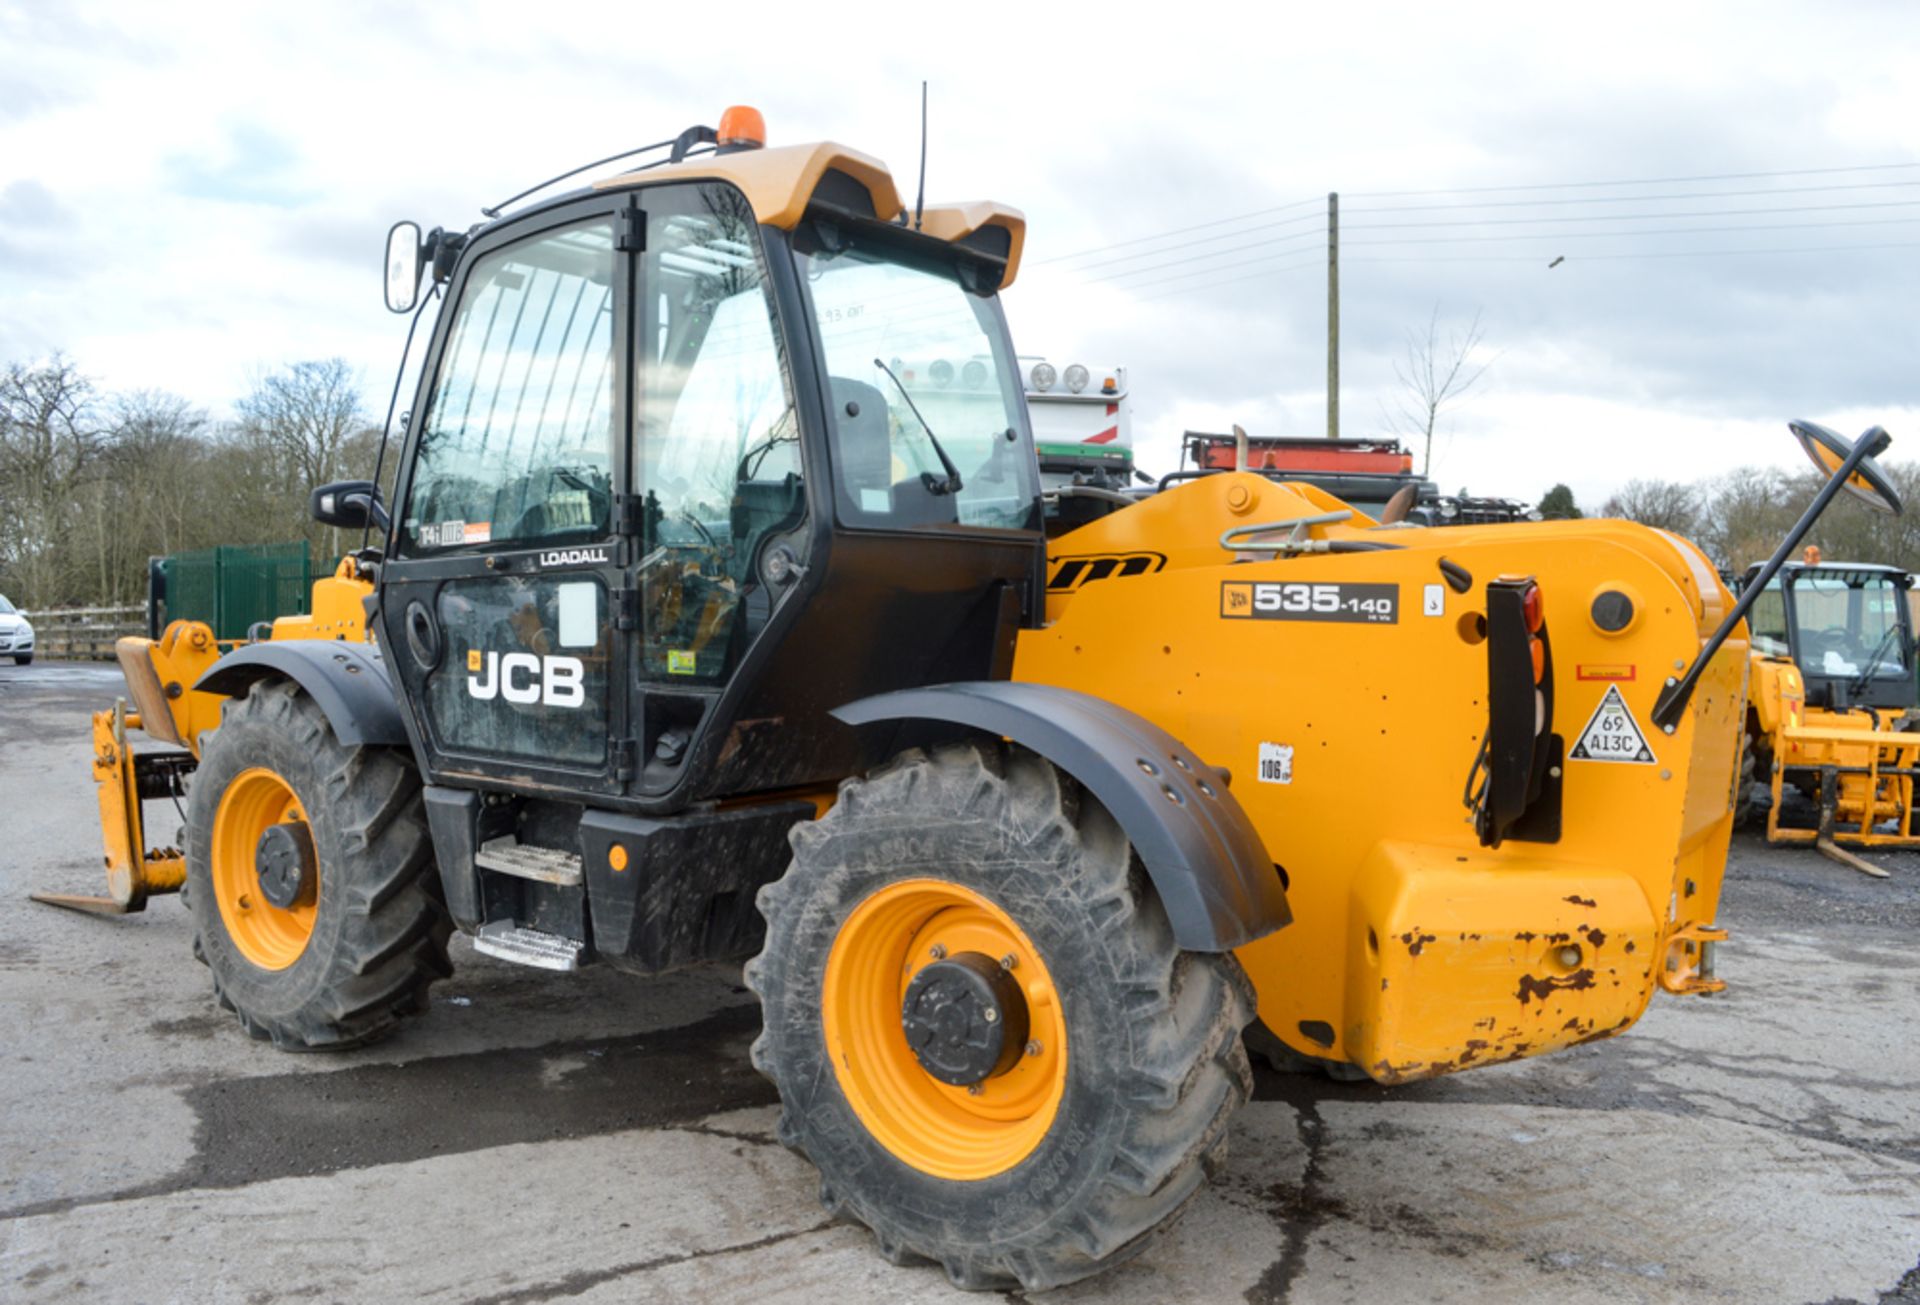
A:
[[36, 110, 1902, 1289]]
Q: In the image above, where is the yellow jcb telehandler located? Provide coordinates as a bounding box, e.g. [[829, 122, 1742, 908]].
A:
[[31, 107, 1901, 1290], [1737, 535, 1920, 876]]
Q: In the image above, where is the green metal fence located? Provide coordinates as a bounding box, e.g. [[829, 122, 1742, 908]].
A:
[[153, 542, 315, 642]]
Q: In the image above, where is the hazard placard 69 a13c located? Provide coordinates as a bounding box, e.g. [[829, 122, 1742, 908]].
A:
[[1569, 684, 1657, 764], [1221, 581, 1399, 624]]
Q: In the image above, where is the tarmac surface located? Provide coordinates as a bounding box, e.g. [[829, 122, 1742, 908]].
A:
[[1, 659, 1916, 1303]]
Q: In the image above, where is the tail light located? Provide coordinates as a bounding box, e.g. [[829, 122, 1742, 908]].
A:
[[1469, 577, 1563, 848]]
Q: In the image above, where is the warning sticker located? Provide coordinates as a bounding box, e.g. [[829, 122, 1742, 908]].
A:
[[1257, 742, 1294, 785], [1569, 684, 1656, 764]]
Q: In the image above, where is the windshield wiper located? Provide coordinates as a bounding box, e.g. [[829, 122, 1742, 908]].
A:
[[1849, 624, 1904, 698], [871, 357, 963, 496]]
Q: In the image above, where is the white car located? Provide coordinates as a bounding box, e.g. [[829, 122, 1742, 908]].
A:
[[0, 594, 34, 665]]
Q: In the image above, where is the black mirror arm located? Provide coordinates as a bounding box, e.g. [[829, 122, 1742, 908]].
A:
[[347, 493, 391, 533], [1651, 426, 1893, 734]]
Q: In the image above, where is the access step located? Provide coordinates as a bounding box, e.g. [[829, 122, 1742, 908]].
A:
[[475, 836, 583, 886], [472, 921, 585, 972]]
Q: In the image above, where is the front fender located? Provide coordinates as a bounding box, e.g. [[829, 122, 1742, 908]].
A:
[[195, 641, 407, 748], [833, 682, 1291, 952]]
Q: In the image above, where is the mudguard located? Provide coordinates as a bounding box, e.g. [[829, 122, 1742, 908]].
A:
[[833, 681, 1291, 951], [195, 641, 408, 748]]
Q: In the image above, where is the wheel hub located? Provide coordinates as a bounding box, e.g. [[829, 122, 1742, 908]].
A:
[[254, 821, 316, 910], [900, 951, 1029, 1085]]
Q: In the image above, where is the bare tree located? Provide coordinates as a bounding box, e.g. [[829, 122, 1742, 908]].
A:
[[0, 356, 104, 606], [1601, 479, 1704, 537], [1392, 307, 1492, 476], [235, 359, 369, 557]]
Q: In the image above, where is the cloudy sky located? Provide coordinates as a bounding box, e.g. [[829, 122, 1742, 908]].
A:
[[2, 0, 1915, 508]]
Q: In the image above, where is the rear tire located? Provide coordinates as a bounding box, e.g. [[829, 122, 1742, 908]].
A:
[[185, 679, 451, 1050], [747, 741, 1255, 1291], [1733, 727, 1763, 829], [13, 654, 30, 665]]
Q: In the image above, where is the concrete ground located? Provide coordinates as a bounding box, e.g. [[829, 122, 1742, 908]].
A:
[[0, 660, 1916, 1304]]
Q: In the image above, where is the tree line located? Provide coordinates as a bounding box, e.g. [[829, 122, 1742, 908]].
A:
[[1557, 462, 1920, 576], [0, 356, 392, 610], [4, 350, 1914, 610]]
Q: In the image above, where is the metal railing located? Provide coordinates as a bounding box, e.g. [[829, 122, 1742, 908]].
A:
[[27, 605, 144, 661]]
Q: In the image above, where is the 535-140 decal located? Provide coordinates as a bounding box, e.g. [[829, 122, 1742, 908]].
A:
[[1221, 581, 1399, 624]]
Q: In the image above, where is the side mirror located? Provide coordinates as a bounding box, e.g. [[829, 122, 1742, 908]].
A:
[[311, 480, 390, 532], [1792, 420, 1902, 515], [385, 221, 423, 314]]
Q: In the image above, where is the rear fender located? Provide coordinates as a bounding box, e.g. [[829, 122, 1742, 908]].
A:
[[833, 681, 1291, 952]]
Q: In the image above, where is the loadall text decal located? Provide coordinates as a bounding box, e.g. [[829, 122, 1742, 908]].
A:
[[1220, 581, 1399, 624], [1568, 684, 1655, 764], [1047, 551, 1167, 592], [466, 649, 587, 708]]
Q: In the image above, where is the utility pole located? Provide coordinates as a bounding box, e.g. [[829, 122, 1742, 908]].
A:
[[1326, 191, 1339, 440]]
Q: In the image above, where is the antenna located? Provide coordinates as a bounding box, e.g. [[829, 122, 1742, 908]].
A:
[[914, 81, 928, 231]]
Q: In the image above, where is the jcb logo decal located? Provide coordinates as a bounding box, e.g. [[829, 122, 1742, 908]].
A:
[[1047, 551, 1167, 592], [467, 650, 586, 708]]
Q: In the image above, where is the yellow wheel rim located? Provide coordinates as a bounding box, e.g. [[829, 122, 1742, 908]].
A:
[[210, 766, 317, 971], [822, 879, 1068, 1181]]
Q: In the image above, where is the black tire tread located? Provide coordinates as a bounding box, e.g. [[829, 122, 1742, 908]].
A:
[[187, 680, 451, 1051], [746, 741, 1254, 1291]]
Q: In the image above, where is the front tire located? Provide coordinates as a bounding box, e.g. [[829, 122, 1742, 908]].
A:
[[12, 654, 30, 665], [185, 679, 452, 1050], [747, 742, 1254, 1291]]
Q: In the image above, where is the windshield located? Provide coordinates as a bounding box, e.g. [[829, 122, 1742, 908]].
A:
[[794, 230, 1038, 531], [0, 595, 14, 615], [1789, 573, 1910, 680]]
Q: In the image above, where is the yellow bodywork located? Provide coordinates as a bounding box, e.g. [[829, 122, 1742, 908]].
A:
[[1015, 475, 1745, 1083], [1748, 653, 1920, 850], [39, 557, 375, 915]]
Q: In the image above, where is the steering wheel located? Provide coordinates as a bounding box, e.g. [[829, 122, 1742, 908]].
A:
[[1810, 626, 1859, 662]]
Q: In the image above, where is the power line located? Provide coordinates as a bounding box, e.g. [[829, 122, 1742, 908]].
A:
[[1345, 241, 1920, 264], [1343, 179, 1920, 214], [1053, 208, 1325, 274], [1034, 194, 1322, 264], [1344, 216, 1920, 246], [1344, 199, 1920, 231], [1119, 249, 1330, 295], [1066, 225, 1328, 286], [1343, 161, 1920, 199], [1137, 258, 1323, 302]]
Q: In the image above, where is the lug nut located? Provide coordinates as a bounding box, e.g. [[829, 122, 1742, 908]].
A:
[[982, 1008, 998, 1024], [999, 953, 1017, 970], [928, 944, 946, 960], [1558, 945, 1583, 968], [967, 1083, 983, 1096], [1025, 1040, 1043, 1057]]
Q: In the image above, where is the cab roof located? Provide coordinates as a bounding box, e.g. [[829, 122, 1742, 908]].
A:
[[1745, 560, 1912, 582], [591, 140, 1026, 290]]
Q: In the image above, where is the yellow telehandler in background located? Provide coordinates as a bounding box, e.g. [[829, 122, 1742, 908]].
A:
[[29, 106, 1903, 1290], [1736, 545, 1920, 875]]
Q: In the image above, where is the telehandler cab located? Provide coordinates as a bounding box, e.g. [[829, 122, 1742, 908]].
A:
[[33, 108, 1901, 1289]]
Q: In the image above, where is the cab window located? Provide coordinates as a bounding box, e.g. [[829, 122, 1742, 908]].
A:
[[792, 225, 1038, 533], [403, 219, 616, 553], [1748, 583, 1789, 657], [633, 184, 803, 684]]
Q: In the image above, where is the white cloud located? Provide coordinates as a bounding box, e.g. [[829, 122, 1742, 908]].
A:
[[0, 0, 1913, 507]]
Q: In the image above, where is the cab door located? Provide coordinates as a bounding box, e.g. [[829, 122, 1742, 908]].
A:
[[381, 200, 631, 796]]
